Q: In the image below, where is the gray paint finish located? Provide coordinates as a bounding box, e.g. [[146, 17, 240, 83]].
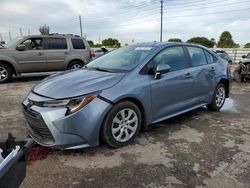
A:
[[22, 42, 231, 149]]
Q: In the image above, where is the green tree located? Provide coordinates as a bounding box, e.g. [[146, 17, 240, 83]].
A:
[[187, 37, 214, 48], [244, 43, 250, 48], [39, 24, 50, 35], [168, 38, 182, 42], [87, 40, 94, 47], [102, 38, 121, 47], [217, 31, 236, 48]]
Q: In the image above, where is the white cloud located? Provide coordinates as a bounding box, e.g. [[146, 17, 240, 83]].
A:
[[0, 0, 249, 44]]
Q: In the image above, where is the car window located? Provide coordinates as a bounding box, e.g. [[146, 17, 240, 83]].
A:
[[204, 50, 216, 64], [45, 38, 67, 50], [247, 53, 250, 58], [152, 46, 188, 72], [187, 46, 207, 67], [71, 39, 85, 49], [21, 38, 43, 50]]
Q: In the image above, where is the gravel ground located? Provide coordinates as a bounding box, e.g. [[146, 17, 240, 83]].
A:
[[0, 74, 250, 188]]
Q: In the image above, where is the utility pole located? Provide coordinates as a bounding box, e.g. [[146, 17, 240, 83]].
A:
[[99, 35, 101, 44], [8, 31, 11, 40], [28, 29, 30, 36], [19, 28, 23, 37], [79, 15, 83, 37], [160, 0, 163, 42], [0, 33, 2, 42]]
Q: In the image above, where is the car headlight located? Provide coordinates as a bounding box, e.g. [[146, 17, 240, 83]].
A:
[[42, 93, 99, 114]]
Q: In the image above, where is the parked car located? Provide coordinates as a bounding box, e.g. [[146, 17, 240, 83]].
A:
[[214, 50, 233, 64], [233, 53, 250, 82], [0, 34, 92, 83], [94, 47, 109, 59], [217, 52, 233, 64], [22, 42, 231, 149]]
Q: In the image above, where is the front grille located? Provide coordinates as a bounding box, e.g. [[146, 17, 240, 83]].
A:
[[23, 106, 55, 145]]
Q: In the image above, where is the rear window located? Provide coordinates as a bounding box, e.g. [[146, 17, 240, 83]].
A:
[[71, 39, 85, 49], [187, 46, 207, 67], [204, 50, 216, 64], [45, 38, 67, 49]]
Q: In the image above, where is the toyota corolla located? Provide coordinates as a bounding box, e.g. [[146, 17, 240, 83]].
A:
[[22, 42, 231, 149]]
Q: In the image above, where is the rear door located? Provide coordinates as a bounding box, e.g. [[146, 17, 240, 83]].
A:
[[185, 46, 216, 104], [149, 46, 197, 121], [71, 38, 90, 63], [13, 37, 47, 73], [44, 37, 69, 71]]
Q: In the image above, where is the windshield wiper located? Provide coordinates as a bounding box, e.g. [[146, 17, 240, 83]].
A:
[[86, 67, 113, 73]]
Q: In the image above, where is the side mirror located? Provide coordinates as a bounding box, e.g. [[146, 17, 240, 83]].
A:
[[154, 64, 171, 79], [242, 55, 247, 59], [16, 44, 26, 51]]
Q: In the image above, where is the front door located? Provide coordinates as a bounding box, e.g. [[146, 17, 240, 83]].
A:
[[14, 37, 47, 73], [149, 46, 196, 122]]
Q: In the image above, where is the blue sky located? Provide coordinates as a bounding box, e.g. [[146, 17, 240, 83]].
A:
[[0, 0, 250, 45]]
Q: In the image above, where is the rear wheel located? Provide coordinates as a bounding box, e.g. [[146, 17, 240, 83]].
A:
[[101, 101, 142, 148], [68, 61, 83, 70], [0, 63, 12, 83], [207, 83, 226, 111]]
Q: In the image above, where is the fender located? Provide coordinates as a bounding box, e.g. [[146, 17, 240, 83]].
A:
[[0, 55, 19, 74]]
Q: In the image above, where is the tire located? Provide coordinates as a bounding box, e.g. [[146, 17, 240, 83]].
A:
[[68, 61, 83, 70], [0, 63, 12, 83], [101, 101, 142, 148], [207, 83, 226, 111]]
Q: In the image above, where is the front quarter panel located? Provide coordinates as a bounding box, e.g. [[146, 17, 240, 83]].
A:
[[100, 73, 152, 126]]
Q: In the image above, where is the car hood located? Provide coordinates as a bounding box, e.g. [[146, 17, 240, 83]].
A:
[[32, 69, 125, 99]]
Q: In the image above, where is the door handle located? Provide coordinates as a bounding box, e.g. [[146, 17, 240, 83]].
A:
[[38, 52, 44, 56], [184, 73, 193, 79], [64, 51, 69, 55]]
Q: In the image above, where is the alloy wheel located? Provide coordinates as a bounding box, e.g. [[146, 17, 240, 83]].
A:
[[72, 64, 81, 69], [215, 86, 225, 108], [0, 66, 8, 81]]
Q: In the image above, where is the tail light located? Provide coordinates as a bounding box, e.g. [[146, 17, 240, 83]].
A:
[[89, 50, 95, 59]]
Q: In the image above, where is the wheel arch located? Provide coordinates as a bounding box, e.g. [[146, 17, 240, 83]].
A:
[[219, 78, 230, 98], [0, 60, 17, 75], [99, 96, 147, 142], [67, 59, 85, 68]]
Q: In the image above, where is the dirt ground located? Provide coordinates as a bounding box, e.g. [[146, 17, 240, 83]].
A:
[[0, 74, 250, 188]]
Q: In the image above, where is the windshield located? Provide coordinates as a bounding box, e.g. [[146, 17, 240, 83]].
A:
[[87, 46, 156, 72], [247, 53, 250, 59], [3, 37, 22, 48]]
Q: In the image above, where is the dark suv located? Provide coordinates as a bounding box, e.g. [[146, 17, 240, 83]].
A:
[[0, 34, 92, 83]]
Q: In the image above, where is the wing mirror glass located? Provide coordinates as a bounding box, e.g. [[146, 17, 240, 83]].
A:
[[16, 44, 26, 51], [154, 64, 171, 79]]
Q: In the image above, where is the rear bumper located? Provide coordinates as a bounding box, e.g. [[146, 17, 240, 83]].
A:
[[22, 93, 112, 149]]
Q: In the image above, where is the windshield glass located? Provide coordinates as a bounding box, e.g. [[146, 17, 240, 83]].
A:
[[247, 53, 250, 59], [3, 37, 22, 48], [87, 46, 156, 72]]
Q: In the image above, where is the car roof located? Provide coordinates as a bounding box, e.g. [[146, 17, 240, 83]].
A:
[[133, 42, 207, 49], [22, 35, 86, 39]]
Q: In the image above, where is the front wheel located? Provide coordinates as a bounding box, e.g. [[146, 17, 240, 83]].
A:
[[0, 63, 12, 83], [101, 101, 142, 148], [207, 83, 226, 111]]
